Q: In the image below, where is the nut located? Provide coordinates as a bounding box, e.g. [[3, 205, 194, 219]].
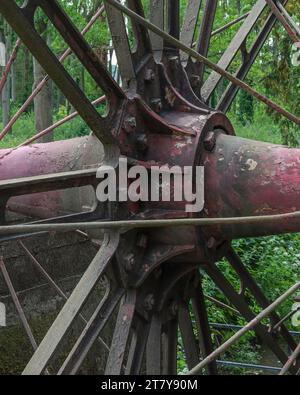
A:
[[124, 253, 135, 272], [203, 131, 216, 152], [136, 134, 148, 152], [144, 68, 155, 82], [150, 98, 162, 113], [124, 116, 136, 133], [144, 294, 155, 311]]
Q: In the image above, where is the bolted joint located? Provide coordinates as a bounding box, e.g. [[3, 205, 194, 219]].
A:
[[124, 253, 135, 272], [203, 131, 216, 152], [144, 68, 155, 82], [169, 300, 179, 316], [124, 116, 137, 133], [206, 236, 217, 250], [136, 134, 148, 152], [144, 294, 155, 311], [190, 74, 201, 89], [169, 56, 180, 71], [150, 98, 162, 113]]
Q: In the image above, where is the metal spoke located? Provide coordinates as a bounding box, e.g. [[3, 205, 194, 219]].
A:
[[167, 0, 180, 40], [203, 262, 294, 371], [201, 0, 266, 102], [192, 277, 217, 375], [105, 1, 136, 91], [194, 0, 218, 88], [265, 0, 300, 43], [22, 231, 120, 375], [0, 5, 106, 143], [126, 0, 152, 65], [0, 258, 38, 351], [181, 0, 203, 56], [18, 240, 111, 354], [217, 1, 288, 112], [162, 318, 178, 375], [0, 209, 300, 236], [146, 314, 162, 375], [104, 289, 136, 374], [178, 302, 199, 370], [187, 280, 300, 375], [226, 246, 297, 351], [149, 0, 165, 61], [125, 318, 150, 375], [103, 0, 300, 128], [58, 287, 124, 375], [0, 0, 122, 146]]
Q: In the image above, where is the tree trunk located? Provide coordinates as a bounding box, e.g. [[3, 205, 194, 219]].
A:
[[33, 59, 53, 142], [33, 18, 53, 142], [0, 20, 11, 130]]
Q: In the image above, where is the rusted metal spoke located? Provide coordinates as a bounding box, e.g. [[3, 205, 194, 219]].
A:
[[0, 6, 105, 142], [104, 1, 136, 91], [205, 294, 240, 315], [187, 280, 300, 375], [22, 231, 120, 375], [126, 0, 153, 66], [1, 209, 300, 235], [178, 302, 200, 370], [194, 0, 218, 87], [58, 287, 124, 375], [38, 0, 124, 99], [162, 318, 178, 375], [226, 246, 297, 350], [166, 0, 180, 41], [0, 38, 22, 96], [211, 12, 250, 37], [17, 96, 106, 148], [279, 343, 300, 375], [201, 263, 296, 374], [276, 1, 300, 37], [125, 318, 150, 375], [0, 258, 38, 351], [202, 0, 266, 102], [192, 278, 217, 374], [180, 0, 202, 67], [146, 314, 162, 375], [265, 0, 300, 43], [217, 2, 288, 113], [103, 0, 300, 128], [149, 0, 164, 62], [104, 289, 136, 374], [0, 168, 98, 198], [0, 0, 120, 146], [18, 240, 111, 353]]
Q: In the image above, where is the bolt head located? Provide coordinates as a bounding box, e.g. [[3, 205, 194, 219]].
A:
[[170, 300, 179, 316], [190, 74, 200, 88], [150, 99, 162, 113], [169, 56, 180, 71], [124, 116, 137, 133], [207, 237, 216, 250], [136, 134, 148, 152], [203, 131, 216, 152], [144, 68, 155, 82], [124, 253, 135, 272], [144, 294, 155, 311]]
